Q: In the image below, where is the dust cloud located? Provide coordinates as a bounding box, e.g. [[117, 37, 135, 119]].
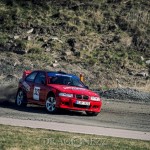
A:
[[0, 84, 17, 103]]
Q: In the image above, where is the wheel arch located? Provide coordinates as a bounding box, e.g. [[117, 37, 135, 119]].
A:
[[17, 87, 26, 94], [46, 91, 55, 99]]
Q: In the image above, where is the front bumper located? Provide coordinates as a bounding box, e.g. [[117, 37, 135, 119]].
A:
[[56, 96, 102, 113]]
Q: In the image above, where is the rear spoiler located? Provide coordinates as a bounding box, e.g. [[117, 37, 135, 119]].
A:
[[22, 70, 32, 79]]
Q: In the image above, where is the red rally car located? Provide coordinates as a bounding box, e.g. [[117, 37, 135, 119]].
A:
[[16, 70, 102, 116]]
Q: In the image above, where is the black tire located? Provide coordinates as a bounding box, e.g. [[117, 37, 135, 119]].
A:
[[15, 89, 27, 107], [86, 111, 99, 116], [45, 95, 57, 113]]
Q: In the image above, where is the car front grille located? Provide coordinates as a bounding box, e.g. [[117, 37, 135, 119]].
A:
[[73, 104, 90, 109], [76, 94, 82, 99], [76, 94, 89, 100], [83, 95, 89, 100]]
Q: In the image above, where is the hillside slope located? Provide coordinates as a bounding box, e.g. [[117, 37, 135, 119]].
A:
[[0, 0, 150, 90]]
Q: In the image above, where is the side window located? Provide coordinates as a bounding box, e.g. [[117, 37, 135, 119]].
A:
[[34, 72, 46, 84], [25, 72, 37, 82]]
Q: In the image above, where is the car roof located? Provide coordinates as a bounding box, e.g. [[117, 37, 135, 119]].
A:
[[47, 71, 80, 79], [32, 70, 79, 79]]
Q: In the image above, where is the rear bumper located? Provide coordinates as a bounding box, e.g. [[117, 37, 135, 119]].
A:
[[56, 97, 102, 113]]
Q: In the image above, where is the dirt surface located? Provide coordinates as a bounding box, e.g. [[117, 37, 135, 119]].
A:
[[0, 98, 150, 132]]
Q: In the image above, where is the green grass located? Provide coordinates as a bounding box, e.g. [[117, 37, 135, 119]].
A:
[[0, 125, 150, 150]]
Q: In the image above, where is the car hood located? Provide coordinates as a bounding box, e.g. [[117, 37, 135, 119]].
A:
[[48, 84, 99, 97]]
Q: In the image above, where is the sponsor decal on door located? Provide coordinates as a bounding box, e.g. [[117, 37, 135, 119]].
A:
[[22, 81, 30, 92], [33, 87, 40, 100]]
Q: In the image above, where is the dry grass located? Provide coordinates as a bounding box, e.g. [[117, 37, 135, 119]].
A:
[[132, 80, 150, 92]]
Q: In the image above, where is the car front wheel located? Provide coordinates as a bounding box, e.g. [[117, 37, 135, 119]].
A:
[[46, 95, 57, 113]]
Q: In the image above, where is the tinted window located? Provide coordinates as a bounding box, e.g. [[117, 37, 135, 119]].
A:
[[35, 72, 46, 84], [25, 72, 37, 82], [49, 76, 85, 88]]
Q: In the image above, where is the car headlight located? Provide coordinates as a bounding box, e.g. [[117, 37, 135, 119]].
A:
[[91, 96, 100, 101], [59, 93, 73, 98]]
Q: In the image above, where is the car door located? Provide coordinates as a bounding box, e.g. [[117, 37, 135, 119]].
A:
[[24, 71, 38, 100], [33, 72, 47, 104]]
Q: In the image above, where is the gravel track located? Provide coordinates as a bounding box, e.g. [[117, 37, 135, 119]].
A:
[[0, 99, 150, 132], [0, 84, 150, 135]]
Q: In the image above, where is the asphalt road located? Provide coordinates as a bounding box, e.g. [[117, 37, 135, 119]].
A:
[[0, 99, 150, 132]]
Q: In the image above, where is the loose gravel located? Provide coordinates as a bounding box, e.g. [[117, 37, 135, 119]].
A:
[[96, 88, 150, 102]]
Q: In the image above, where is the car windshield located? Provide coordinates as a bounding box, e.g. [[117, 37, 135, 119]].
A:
[[48, 75, 85, 88]]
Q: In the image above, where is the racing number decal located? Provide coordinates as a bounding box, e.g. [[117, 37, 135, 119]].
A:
[[33, 87, 40, 100]]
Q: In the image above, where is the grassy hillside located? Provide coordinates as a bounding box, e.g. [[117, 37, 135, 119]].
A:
[[0, 0, 150, 90]]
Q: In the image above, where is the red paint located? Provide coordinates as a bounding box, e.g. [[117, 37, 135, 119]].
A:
[[18, 71, 102, 113]]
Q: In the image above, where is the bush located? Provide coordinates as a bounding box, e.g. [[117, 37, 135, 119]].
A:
[[0, 37, 7, 46], [28, 47, 43, 54], [15, 39, 27, 49]]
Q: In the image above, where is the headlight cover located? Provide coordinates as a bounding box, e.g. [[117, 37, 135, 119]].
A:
[[91, 96, 100, 101], [59, 93, 73, 98]]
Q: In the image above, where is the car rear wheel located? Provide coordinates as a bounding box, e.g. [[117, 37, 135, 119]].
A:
[[15, 90, 27, 107], [46, 95, 57, 113], [86, 111, 99, 116]]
